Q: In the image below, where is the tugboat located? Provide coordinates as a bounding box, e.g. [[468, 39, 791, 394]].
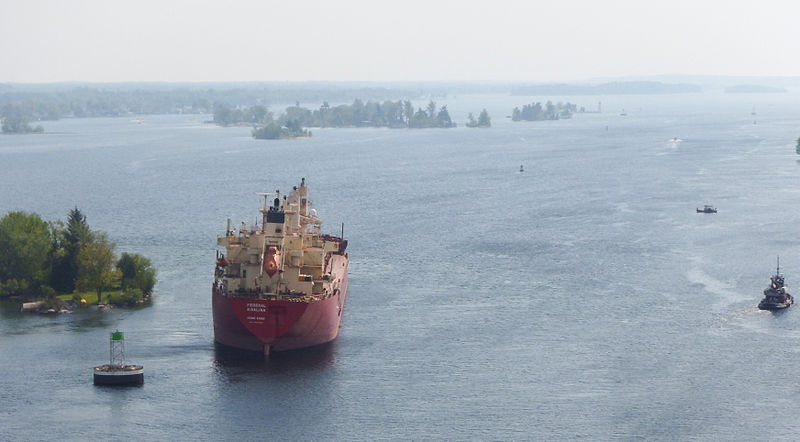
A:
[[696, 205, 717, 213], [758, 257, 794, 311]]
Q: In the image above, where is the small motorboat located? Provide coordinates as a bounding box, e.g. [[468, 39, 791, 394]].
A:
[[758, 257, 794, 311], [696, 205, 717, 213]]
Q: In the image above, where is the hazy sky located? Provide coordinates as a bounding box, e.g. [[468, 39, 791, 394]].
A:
[[2, 0, 799, 83]]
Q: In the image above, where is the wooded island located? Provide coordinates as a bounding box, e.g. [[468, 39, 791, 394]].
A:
[[0, 208, 156, 312]]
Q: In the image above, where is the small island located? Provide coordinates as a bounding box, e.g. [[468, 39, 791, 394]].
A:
[[511, 101, 577, 121], [466, 109, 491, 128], [1, 208, 156, 313], [252, 121, 311, 140], [1, 116, 44, 134], [212, 103, 311, 139]]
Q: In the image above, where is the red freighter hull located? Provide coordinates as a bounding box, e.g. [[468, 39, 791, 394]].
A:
[[213, 266, 348, 354]]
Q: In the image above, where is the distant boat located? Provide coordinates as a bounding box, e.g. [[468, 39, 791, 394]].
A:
[[620, 109, 627, 116], [519, 165, 524, 173], [696, 205, 717, 213]]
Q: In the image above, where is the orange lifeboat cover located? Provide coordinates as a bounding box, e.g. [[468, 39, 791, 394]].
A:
[[264, 246, 280, 277]]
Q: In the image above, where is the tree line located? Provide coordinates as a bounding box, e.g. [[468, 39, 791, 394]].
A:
[[511, 101, 578, 121], [0, 208, 155, 306], [1, 114, 43, 134], [215, 100, 466, 138], [0, 83, 435, 131]]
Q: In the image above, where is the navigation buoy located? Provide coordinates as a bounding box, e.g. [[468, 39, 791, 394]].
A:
[[93, 330, 143, 385]]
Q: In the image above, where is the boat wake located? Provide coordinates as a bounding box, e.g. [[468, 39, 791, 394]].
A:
[[686, 266, 748, 310], [666, 137, 683, 149]]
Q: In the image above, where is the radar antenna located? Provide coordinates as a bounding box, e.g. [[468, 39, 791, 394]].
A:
[[255, 192, 272, 212]]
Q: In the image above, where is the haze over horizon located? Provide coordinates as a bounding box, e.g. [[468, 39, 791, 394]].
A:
[[2, 0, 800, 84]]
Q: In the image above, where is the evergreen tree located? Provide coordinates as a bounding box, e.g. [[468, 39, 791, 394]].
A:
[[478, 109, 491, 127], [466, 112, 478, 128], [59, 208, 93, 293], [426, 101, 437, 119], [436, 105, 454, 127]]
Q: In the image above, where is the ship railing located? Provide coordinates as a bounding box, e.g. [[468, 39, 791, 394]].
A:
[[214, 284, 335, 302]]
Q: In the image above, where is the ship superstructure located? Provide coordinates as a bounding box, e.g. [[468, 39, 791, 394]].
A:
[[212, 178, 348, 355]]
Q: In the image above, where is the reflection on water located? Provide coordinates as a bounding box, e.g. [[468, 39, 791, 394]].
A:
[[5, 97, 800, 439], [67, 313, 120, 331], [0, 300, 127, 337], [0, 299, 24, 319], [213, 340, 338, 378]]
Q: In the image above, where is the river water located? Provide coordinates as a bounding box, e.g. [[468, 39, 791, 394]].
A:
[[2, 92, 800, 440]]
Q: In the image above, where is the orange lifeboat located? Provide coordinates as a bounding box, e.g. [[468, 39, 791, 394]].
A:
[[263, 246, 280, 277]]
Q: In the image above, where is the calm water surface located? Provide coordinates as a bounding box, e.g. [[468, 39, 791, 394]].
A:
[[2, 93, 800, 440]]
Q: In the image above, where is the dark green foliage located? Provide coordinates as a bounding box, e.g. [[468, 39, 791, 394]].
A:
[[0, 212, 53, 297], [427, 101, 437, 119], [252, 122, 310, 139], [50, 208, 93, 293], [76, 232, 119, 304], [478, 109, 491, 127], [310, 99, 411, 128], [119, 288, 145, 306], [1, 108, 44, 133], [406, 101, 456, 128], [40, 293, 63, 311], [279, 105, 313, 127], [0, 208, 157, 305], [0, 83, 471, 126], [213, 104, 273, 126], [243, 99, 458, 137], [467, 109, 491, 128], [117, 253, 156, 295], [252, 122, 282, 139], [466, 112, 477, 127], [511, 101, 577, 122], [436, 105, 454, 127]]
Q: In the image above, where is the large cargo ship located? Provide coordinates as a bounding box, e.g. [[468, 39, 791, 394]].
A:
[[212, 178, 348, 355]]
